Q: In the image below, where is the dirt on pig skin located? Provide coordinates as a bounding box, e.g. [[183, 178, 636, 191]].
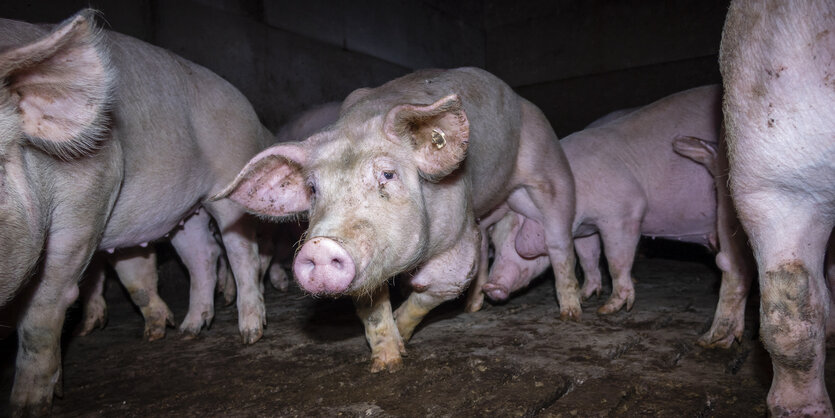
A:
[[1, 242, 833, 417]]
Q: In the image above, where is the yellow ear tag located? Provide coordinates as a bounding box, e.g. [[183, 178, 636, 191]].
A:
[[431, 129, 446, 149]]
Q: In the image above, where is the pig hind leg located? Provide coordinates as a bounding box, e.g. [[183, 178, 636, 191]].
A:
[[575, 234, 603, 300], [171, 210, 223, 338], [11, 228, 101, 415], [75, 257, 108, 336], [741, 193, 832, 416], [510, 102, 581, 320], [110, 247, 175, 341], [204, 199, 265, 345], [354, 286, 405, 373]]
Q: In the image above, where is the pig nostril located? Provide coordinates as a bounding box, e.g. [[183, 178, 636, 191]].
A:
[[331, 258, 343, 269]]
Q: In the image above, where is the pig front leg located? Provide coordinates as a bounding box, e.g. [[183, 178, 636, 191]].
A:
[[464, 225, 490, 313], [171, 209, 222, 337], [354, 286, 405, 373], [110, 247, 175, 341], [205, 200, 265, 345], [596, 217, 641, 314], [575, 234, 603, 300], [11, 230, 100, 416], [75, 258, 108, 336], [465, 205, 509, 312], [395, 224, 479, 341]]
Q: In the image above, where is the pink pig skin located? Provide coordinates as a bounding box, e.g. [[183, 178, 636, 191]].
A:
[[0, 11, 272, 414], [478, 86, 729, 318], [218, 67, 579, 373], [721, 0, 835, 415]]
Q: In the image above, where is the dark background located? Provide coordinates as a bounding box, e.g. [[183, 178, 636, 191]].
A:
[[0, 0, 729, 137]]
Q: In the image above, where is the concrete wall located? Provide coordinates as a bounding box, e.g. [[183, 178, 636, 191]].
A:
[[1, 1, 728, 137], [484, 0, 730, 136], [0, 0, 484, 132]]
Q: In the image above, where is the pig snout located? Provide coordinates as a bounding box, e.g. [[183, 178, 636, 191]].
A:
[[293, 237, 356, 294]]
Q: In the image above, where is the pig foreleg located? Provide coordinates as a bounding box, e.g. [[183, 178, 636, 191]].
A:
[[575, 234, 603, 300], [205, 200, 265, 345], [110, 247, 175, 341], [171, 210, 223, 338], [596, 217, 642, 314], [75, 257, 108, 336], [395, 224, 479, 340], [354, 285, 405, 373]]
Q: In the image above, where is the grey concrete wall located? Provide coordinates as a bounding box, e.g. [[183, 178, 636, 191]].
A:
[[1, 1, 728, 137], [0, 0, 485, 132], [484, 0, 730, 136]]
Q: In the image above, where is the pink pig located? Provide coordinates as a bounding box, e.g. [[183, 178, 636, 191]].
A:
[[472, 86, 745, 322], [216, 67, 580, 372], [721, 0, 835, 414]]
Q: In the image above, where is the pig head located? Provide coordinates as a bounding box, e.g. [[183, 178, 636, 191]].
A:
[[216, 93, 470, 297]]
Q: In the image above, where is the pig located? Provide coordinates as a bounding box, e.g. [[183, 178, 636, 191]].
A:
[[215, 67, 580, 372], [76, 208, 232, 341], [471, 86, 738, 320], [465, 107, 639, 312], [76, 101, 343, 341], [0, 10, 271, 414], [721, 0, 835, 415]]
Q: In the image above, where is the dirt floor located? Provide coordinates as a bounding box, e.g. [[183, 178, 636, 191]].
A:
[[1, 241, 834, 417]]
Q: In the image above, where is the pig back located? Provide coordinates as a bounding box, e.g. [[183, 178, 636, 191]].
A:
[[99, 32, 270, 249], [566, 85, 721, 244]]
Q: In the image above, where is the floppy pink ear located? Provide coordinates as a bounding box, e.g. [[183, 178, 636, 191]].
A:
[[0, 9, 114, 159], [211, 144, 311, 218], [383, 94, 470, 181]]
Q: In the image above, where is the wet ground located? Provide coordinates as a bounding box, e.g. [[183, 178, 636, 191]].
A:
[[1, 241, 833, 417]]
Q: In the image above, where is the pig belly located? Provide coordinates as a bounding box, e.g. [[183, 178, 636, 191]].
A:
[[640, 161, 716, 247]]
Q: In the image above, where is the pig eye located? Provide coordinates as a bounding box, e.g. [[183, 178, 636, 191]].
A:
[[307, 181, 316, 196], [378, 170, 397, 184]]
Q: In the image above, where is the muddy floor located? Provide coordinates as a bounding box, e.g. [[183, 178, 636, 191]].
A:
[[1, 241, 834, 417]]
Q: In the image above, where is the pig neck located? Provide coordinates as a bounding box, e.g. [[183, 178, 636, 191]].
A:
[[421, 169, 475, 257]]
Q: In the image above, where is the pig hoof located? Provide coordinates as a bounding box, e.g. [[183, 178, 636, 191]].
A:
[[240, 328, 263, 345], [75, 309, 108, 336], [559, 306, 582, 321], [269, 265, 290, 292], [696, 322, 739, 349], [180, 330, 200, 341], [144, 326, 166, 342], [465, 297, 484, 313], [581, 285, 601, 301], [370, 356, 403, 373], [597, 289, 635, 315]]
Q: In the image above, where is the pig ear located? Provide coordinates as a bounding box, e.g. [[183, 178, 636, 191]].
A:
[[384, 94, 469, 181], [673, 135, 719, 176], [210, 144, 311, 219], [0, 9, 114, 159]]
